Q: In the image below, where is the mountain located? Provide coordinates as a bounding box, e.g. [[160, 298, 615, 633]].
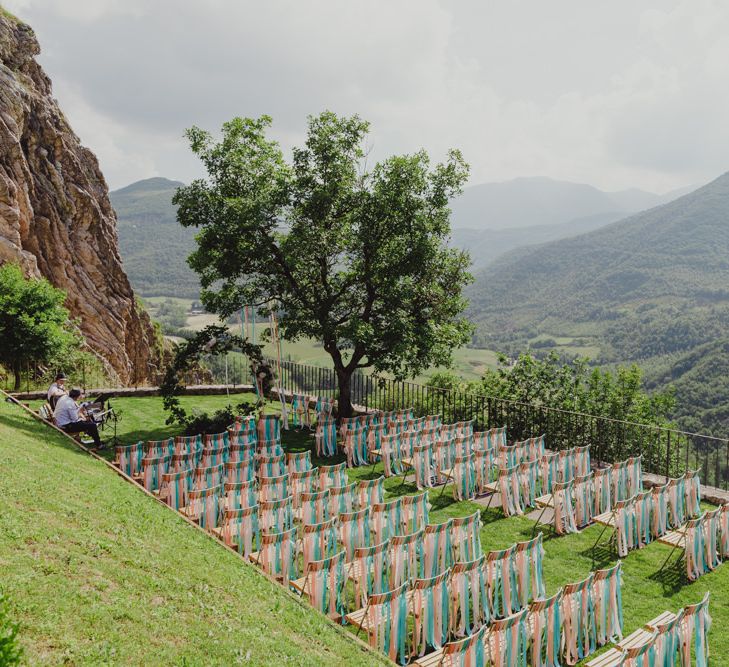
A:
[[450, 211, 624, 271], [467, 172, 729, 434], [450, 176, 688, 230], [111, 177, 201, 299], [0, 12, 157, 383]]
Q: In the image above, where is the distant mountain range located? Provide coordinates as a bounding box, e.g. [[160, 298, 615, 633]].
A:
[[111, 177, 200, 299], [467, 172, 729, 435]]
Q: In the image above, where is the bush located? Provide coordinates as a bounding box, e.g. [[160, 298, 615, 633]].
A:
[[183, 398, 259, 436], [0, 592, 22, 667]]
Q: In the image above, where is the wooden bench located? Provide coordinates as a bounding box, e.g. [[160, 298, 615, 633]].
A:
[[658, 527, 686, 548], [585, 611, 676, 666], [535, 492, 553, 508], [409, 648, 444, 666], [593, 510, 615, 526]]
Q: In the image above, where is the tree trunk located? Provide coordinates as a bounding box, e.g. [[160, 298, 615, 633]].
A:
[[336, 367, 354, 419], [13, 361, 21, 392]]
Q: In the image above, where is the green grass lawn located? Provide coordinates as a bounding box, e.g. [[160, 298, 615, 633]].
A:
[[8, 393, 726, 664], [0, 396, 389, 666]]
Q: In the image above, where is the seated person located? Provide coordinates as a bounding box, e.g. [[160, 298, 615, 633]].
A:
[[47, 372, 68, 410], [54, 388, 105, 450]]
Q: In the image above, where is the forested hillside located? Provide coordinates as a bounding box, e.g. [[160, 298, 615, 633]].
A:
[[111, 178, 200, 298], [467, 172, 729, 435]]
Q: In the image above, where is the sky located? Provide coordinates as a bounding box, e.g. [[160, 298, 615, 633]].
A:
[[6, 0, 729, 193]]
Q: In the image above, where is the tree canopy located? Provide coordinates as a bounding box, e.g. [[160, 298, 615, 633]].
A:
[[0, 263, 80, 391], [174, 111, 473, 415]]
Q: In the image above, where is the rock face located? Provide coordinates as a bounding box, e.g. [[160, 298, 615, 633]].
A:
[[0, 13, 158, 384]]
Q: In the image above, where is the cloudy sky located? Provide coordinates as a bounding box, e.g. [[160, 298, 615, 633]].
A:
[[6, 0, 729, 193]]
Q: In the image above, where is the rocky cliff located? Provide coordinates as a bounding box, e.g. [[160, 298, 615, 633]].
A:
[[0, 11, 158, 384]]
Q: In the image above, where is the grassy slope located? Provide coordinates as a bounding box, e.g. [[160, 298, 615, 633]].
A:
[[0, 397, 388, 666], [97, 395, 727, 663]]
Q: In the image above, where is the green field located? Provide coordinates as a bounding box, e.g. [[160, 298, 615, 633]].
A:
[[0, 396, 388, 666], [15, 392, 726, 664]]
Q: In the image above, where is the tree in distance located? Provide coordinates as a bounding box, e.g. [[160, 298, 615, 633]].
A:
[[0, 263, 81, 391], [174, 112, 473, 416]]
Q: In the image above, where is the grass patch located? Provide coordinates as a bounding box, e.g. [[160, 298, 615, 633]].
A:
[[0, 397, 388, 666]]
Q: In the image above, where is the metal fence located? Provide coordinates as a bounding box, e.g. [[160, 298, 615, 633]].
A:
[[271, 358, 729, 491]]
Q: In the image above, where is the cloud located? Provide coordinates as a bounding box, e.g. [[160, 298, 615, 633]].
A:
[[4, 0, 728, 193]]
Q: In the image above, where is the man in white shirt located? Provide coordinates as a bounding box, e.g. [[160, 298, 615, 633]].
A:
[[54, 388, 104, 449], [47, 372, 67, 409]]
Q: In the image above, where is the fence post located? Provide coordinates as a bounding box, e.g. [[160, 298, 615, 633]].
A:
[[665, 431, 671, 481]]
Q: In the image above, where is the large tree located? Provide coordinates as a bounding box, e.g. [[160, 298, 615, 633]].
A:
[[0, 263, 80, 391], [174, 112, 473, 417]]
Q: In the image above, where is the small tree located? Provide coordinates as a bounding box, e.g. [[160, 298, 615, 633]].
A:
[[0, 263, 81, 391], [174, 112, 473, 417]]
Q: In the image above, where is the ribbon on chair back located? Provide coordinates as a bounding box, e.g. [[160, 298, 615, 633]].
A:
[[561, 573, 597, 665], [160, 469, 191, 510], [452, 511, 483, 562], [224, 458, 255, 484], [679, 592, 711, 667], [171, 452, 196, 474], [226, 439, 256, 463], [257, 414, 281, 444], [339, 508, 371, 561], [258, 474, 289, 503], [401, 492, 431, 534], [258, 453, 286, 478], [665, 476, 686, 529], [514, 533, 545, 608], [227, 425, 256, 449], [372, 498, 404, 543], [302, 517, 338, 572], [528, 590, 562, 667], [450, 555, 489, 636], [368, 423, 388, 458], [174, 435, 199, 457], [475, 446, 496, 493], [702, 508, 721, 572], [286, 451, 312, 475], [345, 424, 369, 468], [401, 430, 421, 458], [204, 431, 229, 451], [611, 460, 630, 503], [499, 465, 524, 517], [305, 550, 346, 618], [257, 441, 283, 457], [259, 527, 297, 585], [424, 520, 453, 578], [224, 479, 257, 510], [685, 516, 708, 581], [412, 570, 450, 656], [200, 444, 226, 468], [300, 489, 330, 525], [290, 468, 318, 509], [528, 435, 546, 463], [719, 503, 729, 558], [626, 455, 643, 498], [553, 480, 577, 535], [315, 418, 337, 457], [487, 426, 508, 450], [382, 434, 404, 477], [141, 454, 171, 492], [592, 561, 623, 646], [328, 482, 356, 516], [357, 476, 385, 509], [684, 470, 701, 519], [115, 442, 145, 477], [558, 448, 575, 484], [453, 454, 477, 501], [518, 459, 540, 509], [193, 463, 225, 491], [318, 462, 347, 491], [614, 497, 637, 558], [499, 444, 518, 469], [259, 496, 294, 534], [634, 491, 652, 548], [420, 425, 440, 447], [187, 485, 222, 530], [290, 393, 311, 429], [221, 505, 260, 558], [363, 583, 409, 665], [621, 630, 657, 667], [442, 623, 489, 667], [413, 444, 435, 489], [653, 609, 683, 667], [486, 545, 518, 620], [573, 473, 594, 528], [651, 483, 669, 539], [388, 529, 424, 588], [436, 439, 456, 484], [352, 539, 390, 607], [487, 607, 529, 667], [315, 395, 335, 420], [540, 453, 559, 496], [573, 445, 590, 478], [453, 435, 473, 459]]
